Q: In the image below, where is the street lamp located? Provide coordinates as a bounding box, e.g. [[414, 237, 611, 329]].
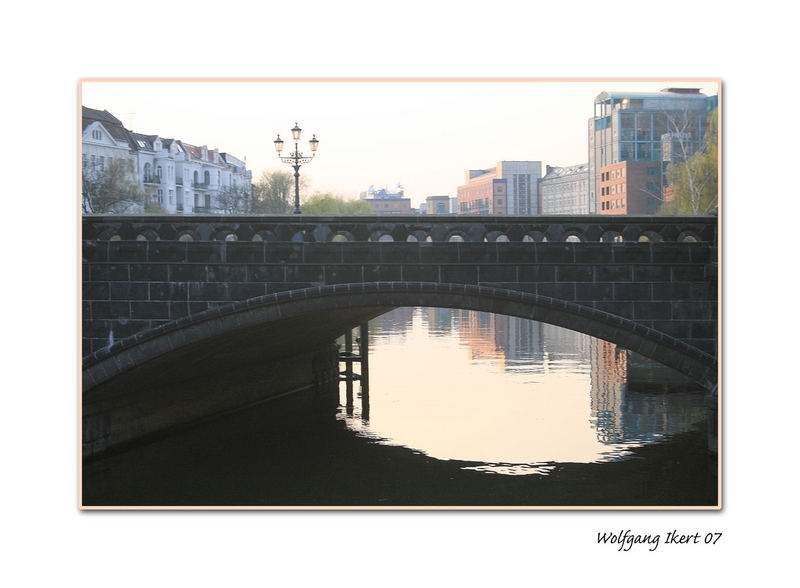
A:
[[274, 122, 319, 214]]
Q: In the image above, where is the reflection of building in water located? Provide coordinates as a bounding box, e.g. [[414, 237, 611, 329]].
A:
[[539, 322, 591, 363], [505, 315, 545, 364], [589, 341, 707, 444], [424, 307, 458, 334], [590, 339, 628, 443], [369, 307, 416, 341], [453, 309, 507, 365]]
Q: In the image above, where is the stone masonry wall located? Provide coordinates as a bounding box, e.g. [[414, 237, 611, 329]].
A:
[[82, 239, 717, 358]]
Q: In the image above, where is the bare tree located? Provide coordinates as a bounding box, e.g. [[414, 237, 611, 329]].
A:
[[661, 107, 718, 215], [82, 158, 146, 214], [216, 184, 252, 214]]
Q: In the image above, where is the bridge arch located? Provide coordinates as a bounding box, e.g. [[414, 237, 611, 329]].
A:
[[83, 281, 717, 394]]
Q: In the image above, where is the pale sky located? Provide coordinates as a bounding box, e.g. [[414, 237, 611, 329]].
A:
[[80, 79, 719, 208]]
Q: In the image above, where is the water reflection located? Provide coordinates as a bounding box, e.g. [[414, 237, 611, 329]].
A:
[[338, 308, 706, 475]]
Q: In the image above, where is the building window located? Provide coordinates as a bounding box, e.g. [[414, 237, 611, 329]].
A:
[[92, 129, 101, 140]]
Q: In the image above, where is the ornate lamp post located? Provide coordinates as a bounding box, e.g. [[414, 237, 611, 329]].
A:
[[274, 122, 319, 214]]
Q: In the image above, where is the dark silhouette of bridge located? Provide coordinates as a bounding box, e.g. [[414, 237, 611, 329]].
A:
[[81, 214, 718, 455]]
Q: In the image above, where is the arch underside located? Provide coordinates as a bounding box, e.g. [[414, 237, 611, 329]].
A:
[[83, 282, 717, 394]]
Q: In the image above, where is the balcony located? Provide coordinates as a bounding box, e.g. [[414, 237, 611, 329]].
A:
[[193, 182, 210, 189]]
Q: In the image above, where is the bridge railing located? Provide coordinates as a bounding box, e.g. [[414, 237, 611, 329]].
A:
[[82, 215, 717, 244]]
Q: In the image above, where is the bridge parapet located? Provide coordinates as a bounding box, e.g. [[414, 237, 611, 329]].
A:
[[82, 215, 717, 244]]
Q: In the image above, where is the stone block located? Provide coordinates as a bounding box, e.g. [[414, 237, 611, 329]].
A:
[[633, 301, 671, 321], [518, 265, 556, 282], [652, 320, 691, 339], [82, 241, 108, 262], [108, 242, 148, 262], [341, 243, 381, 263], [690, 281, 717, 301], [303, 243, 343, 264], [286, 265, 324, 283], [149, 282, 189, 301], [130, 301, 170, 320], [614, 282, 652, 300], [90, 264, 130, 282], [536, 243, 575, 263], [671, 265, 705, 281], [632, 265, 670, 282], [651, 282, 691, 301], [402, 265, 439, 282], [324, 265, 363, 285], [671, 300, 716, 320], [185, 243, 223, 263], [537, 282, 576, 300], [574, 244, 614, 264], [169, 264, 207, 282], [441, 265, 478, 284], [458, 242, 498, 263], [83, 282, 109, 301], [207, 264, 248, 282], [149, 242, 188, 262], [594, 265, 632, 282], [556, 265, 594, 282], [110, 282, 149, 300], [130, 264, 168, 282], [497, 243, 537, 263], [169, 301, 190, 320], [91, 301, 131, 320], [576, 283, 613, 301], [379, 243, 420, 263], [690, 244, 713, 264], [264, 243, 303, 263], [691, 321, 718, 339], [363, 265, 402, 282], [478, 265, 517, 282], [612, 244, 651, 263], [420, 244, 460, 263], [593, 301, 634, 320], [651, 243, 692, 263], [226, 242, 265, 263], [230, 283, 267, 300], [189, 282, 231, 302], [247, 265, 285, 282]]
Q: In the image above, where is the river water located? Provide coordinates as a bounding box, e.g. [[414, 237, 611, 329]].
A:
[[82, 307, 717, 508]]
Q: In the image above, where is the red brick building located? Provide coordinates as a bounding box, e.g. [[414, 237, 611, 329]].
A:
[[597, 160, 663, 215]]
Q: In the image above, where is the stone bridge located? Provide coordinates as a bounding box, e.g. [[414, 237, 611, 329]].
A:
[[81, 215, 718, 455]]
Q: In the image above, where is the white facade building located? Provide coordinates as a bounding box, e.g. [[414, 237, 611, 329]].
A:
[[539, 163, 589, 215], [82, 107, 252, 214]]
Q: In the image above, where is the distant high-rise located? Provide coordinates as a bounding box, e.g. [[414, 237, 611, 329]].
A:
[[457, 161, 542, 215], [588, 88, 717, 214]]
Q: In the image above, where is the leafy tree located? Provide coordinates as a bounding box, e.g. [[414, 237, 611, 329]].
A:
[[216, 184, 252, 214], [82, 157, 146, 214], [660, 107, 718, 215], [251, 170, 302, 214], [301, 193, 373, 215]]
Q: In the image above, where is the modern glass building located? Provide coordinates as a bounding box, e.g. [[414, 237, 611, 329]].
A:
[[587, 88, 718, 214]]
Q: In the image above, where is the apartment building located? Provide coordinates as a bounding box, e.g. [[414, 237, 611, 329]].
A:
[[81, 106, 252, 214]]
